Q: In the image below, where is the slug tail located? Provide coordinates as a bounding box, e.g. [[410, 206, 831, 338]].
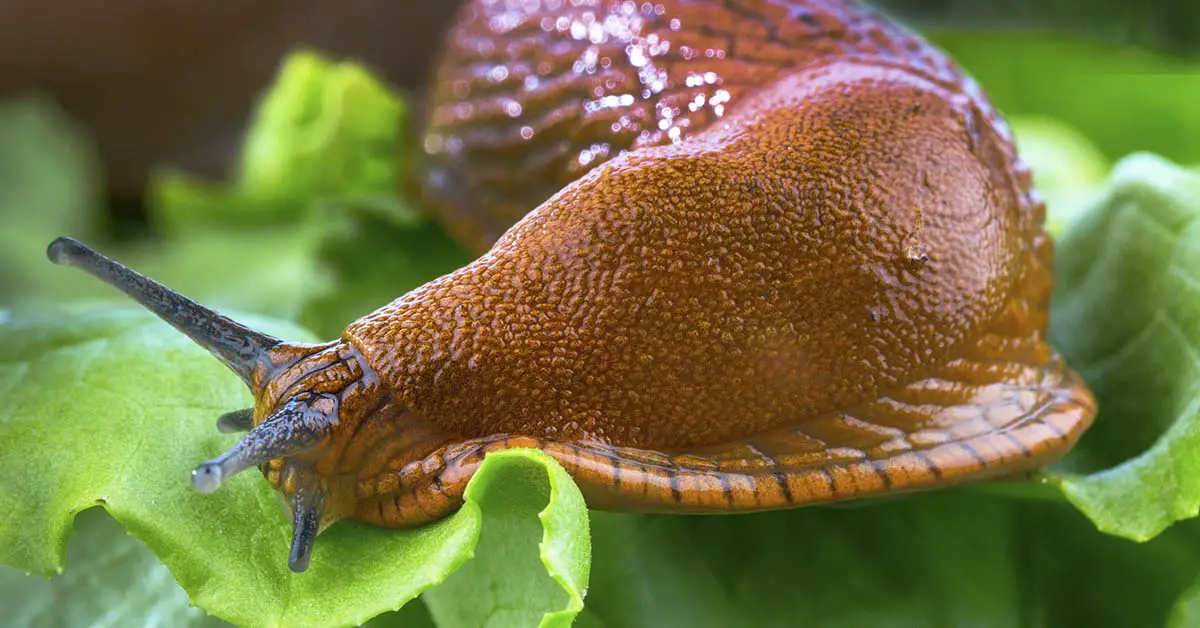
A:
[[46, 237, 282, 386]]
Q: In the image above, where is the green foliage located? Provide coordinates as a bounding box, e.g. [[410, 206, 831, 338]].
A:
[[148, 50, 409, 233], [424, 451, 591, 628], [0, 508, 227, 628], [1043, 154, 1200, 540], [583, 497, 1200, 627], [142, 49, 465, 333]]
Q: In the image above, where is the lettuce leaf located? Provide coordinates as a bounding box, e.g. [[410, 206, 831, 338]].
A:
[[581, 495, 1200, 627], [149, 50, 408, 232], [1043, 153, 1200, 540], [0, 508, 226, 627]]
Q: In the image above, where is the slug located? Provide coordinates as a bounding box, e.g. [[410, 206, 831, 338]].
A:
[[49, 0, 1096, 573]]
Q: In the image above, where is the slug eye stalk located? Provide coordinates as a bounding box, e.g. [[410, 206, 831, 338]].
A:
[[46, 237, 282, 386]]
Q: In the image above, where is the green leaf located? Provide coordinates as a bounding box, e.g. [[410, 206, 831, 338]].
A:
[[424, 450, 590, 628], [148, 50, 406, 232], [0, 307, 589, 626], [138, 49, 427, 328], [0, 508, 228, 627], [582, 493, 1200, 627], [1045, 153, 1200, 540], [129, 49, 417, 323], [149, 173, 298, 231], [1171, 576, 1200, 627], [238, 50, 405, 203], [585, 495, 1023, 627], [361, 598, 438, 628]]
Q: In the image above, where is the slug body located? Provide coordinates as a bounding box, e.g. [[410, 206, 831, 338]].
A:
[[50, 0, 1095, 572]]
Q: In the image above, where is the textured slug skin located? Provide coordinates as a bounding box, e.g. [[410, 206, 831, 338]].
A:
[[330, 0, 1095, 523], [416, 0, 1007, 254], [365, 62, 1012, 447]]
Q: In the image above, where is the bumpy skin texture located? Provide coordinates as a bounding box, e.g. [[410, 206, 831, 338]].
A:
[[419, 0, 1002, 253], [308, 0, 1096, 525], [375, 63, 1016, 448]]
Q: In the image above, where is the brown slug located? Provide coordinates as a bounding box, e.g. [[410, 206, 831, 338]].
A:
[[48, 0, 1096, 573]]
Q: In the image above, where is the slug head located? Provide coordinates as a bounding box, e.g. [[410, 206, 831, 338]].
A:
[[46, 237, 393, 572]]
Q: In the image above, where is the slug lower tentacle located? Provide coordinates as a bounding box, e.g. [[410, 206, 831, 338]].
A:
[[215, 408, 255, 433], [49, 0, 1096, 572]]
